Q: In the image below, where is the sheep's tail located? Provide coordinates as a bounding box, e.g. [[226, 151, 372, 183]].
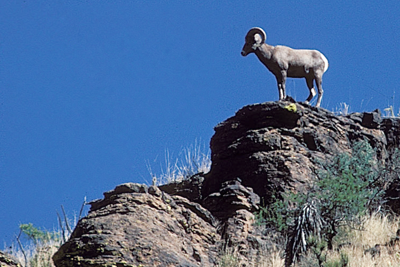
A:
[[321, 54, 329, 73]]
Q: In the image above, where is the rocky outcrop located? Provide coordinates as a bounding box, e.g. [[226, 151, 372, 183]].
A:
[[202, 100, 391, 202], [53, 183, 220, 266], [53, 100, 400, 266]]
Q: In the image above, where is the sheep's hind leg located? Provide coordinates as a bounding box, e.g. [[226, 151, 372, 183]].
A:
[[305, 77, 316, 104], [315, 76, 324, 107]]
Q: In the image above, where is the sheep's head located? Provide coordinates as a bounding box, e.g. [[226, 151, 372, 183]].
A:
[[241, 27, 266, 56]]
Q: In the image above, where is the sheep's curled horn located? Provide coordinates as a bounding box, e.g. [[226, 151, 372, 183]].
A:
[[249, 27, 266, 44]]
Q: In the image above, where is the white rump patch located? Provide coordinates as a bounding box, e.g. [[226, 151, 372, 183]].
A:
[[321, 54, 329, 73]]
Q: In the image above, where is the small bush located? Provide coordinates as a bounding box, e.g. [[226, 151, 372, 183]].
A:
[[257, 140, 386, 266], [19, 223, 60, 246], [316, 140, 382, 247], [8, 223, 61, 267]]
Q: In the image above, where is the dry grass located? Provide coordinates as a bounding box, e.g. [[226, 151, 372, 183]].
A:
[[218, 247, 285, 267], [5, 212, 77, 267], [335, 102, 350, 116], [325, 247, 400, 267], [351, 213, 399, 247], [297, 213, 400, 267], [218, 213, 400, 267], [328, 213, 400, 267], [148, 140, 211, 185], [262, 250, 285, 267], [6, 238, 60, 267], [5, 215, 399, 267]]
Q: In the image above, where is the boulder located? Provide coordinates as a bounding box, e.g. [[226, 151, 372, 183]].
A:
[[53, 183, 220, 267]]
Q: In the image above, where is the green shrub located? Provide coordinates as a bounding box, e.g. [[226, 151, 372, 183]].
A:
[[19, 223, 60, 246], [255, 193, 294, 234], [12, 223, 61, 267], [257, 140, 384, 266], [316, 140, 382, 248]]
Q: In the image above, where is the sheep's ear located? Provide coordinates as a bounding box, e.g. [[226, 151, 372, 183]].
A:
[[254, 33, 263, 44]]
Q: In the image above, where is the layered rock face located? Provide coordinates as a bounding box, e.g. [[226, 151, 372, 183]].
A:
[[53, 100, 400, 266], [202, 100, 392, 201], [53, 183, 220, 266]]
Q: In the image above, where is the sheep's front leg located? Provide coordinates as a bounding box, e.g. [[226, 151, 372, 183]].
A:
[[276, 71, 287, 100], [277, 83, 285, 100]]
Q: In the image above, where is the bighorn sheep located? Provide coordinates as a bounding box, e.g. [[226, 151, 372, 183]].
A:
[[241, 27, 329, 107]]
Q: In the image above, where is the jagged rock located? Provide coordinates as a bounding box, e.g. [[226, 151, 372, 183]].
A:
[[381, 117, 400, 153], [53, 183, 220, 267], [203, 178, 260, 221], [53, 100, 400, 266], [0, 251, 21, 267], [386, 178, 400, 214], [159, 174, 205, 203], [202, 100, 392, 203]]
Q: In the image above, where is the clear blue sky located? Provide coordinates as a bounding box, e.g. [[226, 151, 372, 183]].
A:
[[1, 1, 400, 245]]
